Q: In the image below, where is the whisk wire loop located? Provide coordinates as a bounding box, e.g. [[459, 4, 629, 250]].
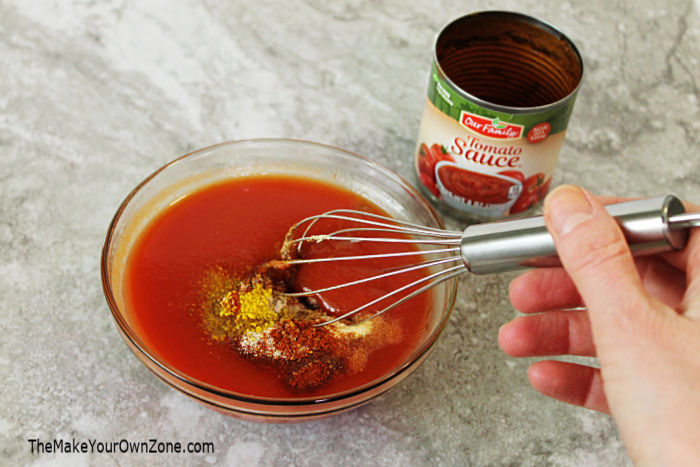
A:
[[316, 264, 465, 327], [289, 209, 461, 254], [283, 246, 462, 264], [282, 209, 463, 327], [285, 254, 464, 297]]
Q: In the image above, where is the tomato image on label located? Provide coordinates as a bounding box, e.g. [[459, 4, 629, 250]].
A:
[[416, 143, 454, 198], [509, 173, 552, 214], [497, 169, 525, 183], [538, 177, 552, 200], [436, 164, 519, 205]]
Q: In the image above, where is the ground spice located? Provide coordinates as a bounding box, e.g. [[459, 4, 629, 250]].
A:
[[197, 266, 399, 392], [200, 268, 291, 341], [265, 320, 350, 391], [219, 282, 279, 335]]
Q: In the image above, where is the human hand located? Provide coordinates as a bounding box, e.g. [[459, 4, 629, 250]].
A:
[[498, 185, 700, 465]]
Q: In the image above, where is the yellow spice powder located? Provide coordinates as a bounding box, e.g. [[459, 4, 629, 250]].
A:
[[218, 282, 280, 335]]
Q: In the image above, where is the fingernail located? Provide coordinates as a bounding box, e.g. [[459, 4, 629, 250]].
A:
[[544, 185, 594, 236]]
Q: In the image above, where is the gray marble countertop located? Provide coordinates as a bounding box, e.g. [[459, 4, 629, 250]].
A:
[[2, 1, 699, 465]]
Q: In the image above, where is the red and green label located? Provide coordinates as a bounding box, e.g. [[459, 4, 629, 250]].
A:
[[427, 62, 577, 139]]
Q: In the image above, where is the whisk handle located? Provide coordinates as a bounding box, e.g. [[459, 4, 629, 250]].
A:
[[460, 195, 690, 274]]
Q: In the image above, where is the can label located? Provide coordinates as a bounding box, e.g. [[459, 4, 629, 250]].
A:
[[414, 12, 583, 221]]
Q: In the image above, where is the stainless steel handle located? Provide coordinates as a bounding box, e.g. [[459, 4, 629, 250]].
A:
[[461, 195, 690, 274]]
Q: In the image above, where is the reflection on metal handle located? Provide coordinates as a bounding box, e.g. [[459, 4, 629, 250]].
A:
[[461, 195, 689, 274]]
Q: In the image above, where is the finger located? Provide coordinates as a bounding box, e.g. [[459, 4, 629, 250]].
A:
[[595, 194, 633, 205], [509, 257, 685, 314], [635, 256, 686, 310], [681, 227, 700, 319], [655, 201, 700, 272], [509, 197, 696, 315], [509, 268, 582, 313], [528, 360, 610, 413], [587, 196, 699, 278], [499, 309, 595, 357], [543, 185, 661, 354]]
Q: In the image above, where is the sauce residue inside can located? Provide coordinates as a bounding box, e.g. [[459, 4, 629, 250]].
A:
[[414, 11, 583, 221]]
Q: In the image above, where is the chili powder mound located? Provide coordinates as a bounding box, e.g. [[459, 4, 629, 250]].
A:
[[246, 320, 348, 391]]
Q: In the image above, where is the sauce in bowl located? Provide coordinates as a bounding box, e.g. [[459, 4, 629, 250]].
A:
[[124, 175, 433, 398]]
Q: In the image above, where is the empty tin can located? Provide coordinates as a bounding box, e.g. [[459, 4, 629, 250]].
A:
[[414, 11, 583, 221]]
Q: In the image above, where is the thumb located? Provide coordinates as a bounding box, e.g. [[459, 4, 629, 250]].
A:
[[544, 185, 653, 350]]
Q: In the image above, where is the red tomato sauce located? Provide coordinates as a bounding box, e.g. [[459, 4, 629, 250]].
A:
[[124, 175, 433, 398]]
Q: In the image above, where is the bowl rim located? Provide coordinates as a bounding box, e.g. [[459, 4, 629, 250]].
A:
[[101, 138, 458, 408]]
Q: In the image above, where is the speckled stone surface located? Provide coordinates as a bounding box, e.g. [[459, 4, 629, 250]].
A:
[[1, 1, 699, 465]]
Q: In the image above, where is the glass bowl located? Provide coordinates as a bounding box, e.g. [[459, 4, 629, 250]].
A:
[[101, 139, 458, 422]]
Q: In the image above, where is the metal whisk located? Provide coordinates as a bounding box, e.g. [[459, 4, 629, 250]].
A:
[[282, 195, 700, 327]]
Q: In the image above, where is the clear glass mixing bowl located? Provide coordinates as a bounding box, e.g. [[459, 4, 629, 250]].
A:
[[101, 139, 457, 422]]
